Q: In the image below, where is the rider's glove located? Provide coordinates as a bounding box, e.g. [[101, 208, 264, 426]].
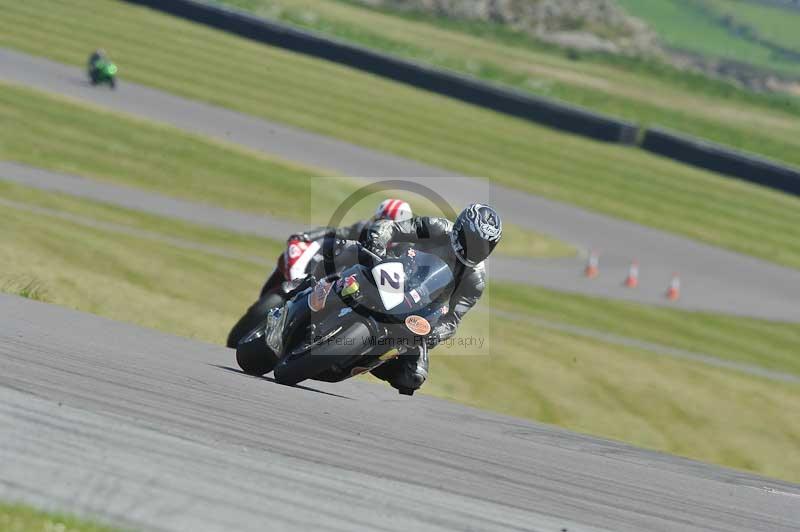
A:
[[365, 241, 386, 258], [425, 331, 441, 349]]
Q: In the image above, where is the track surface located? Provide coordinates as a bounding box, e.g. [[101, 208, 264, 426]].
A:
[[1, 294, 799, 532], [3, 49, 800, 321]]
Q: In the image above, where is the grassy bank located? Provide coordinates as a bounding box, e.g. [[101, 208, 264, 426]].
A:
[[0, 502, 118, 532], [490, 282, 800, 376], [0, 83, 568, 259], [2, 181, 799, 482], [211, 0, 800, 166], [433, 312, 800, 482], [618, 0, 800, 73], [3, 7, 800, 268]]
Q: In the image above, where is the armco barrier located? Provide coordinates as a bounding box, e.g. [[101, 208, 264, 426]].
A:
[[642, 128, 800, 195], [122, 0, 639, 144]]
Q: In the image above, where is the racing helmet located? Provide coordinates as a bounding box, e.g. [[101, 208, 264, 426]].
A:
[[375, 198, 412, 222], [450, 204, 502, 267]]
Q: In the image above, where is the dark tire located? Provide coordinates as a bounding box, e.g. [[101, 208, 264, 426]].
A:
[[273, 321, 370, 386], [110, 77, 116, 89], [226, 292, 284, 348], [236, 325, 279, 376]]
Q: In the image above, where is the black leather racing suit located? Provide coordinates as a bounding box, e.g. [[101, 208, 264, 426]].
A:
[[88, 52, 104, 67], [87, 52, 106, 82], [364, 217, 487, 391]]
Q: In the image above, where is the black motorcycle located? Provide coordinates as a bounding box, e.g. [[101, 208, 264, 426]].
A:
[[235, 243, 453, 394]]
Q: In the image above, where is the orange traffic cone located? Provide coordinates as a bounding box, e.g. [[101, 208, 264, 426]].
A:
[[624, 260, 639, 288], [666, 273, 681, 301], [584, 250, 599, 278]]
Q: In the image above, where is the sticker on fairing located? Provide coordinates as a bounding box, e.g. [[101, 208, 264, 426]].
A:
[[409, 289, 421, 303], [371, 262, 405, 310], [308, 278, 334, 312], [405, 315, 431, 336], [341, 275, 359, 297]]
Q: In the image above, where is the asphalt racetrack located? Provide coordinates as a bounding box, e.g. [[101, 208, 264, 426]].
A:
[[3, 48, 800, 321], [2, 294, 799, 532]]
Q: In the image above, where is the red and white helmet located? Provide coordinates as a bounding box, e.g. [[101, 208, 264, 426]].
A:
[[375, 199, 412, 222]]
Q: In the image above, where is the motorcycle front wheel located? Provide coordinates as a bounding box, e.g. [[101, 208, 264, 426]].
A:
[[273, 321, 371, 386], [236, 324, 280, 376], [227, 292, 285, 348]]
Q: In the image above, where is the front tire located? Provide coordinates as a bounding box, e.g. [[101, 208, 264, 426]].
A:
[[273, 321, 371, 386], [227, 292, 284, 348], [236, 325, 279, 376]]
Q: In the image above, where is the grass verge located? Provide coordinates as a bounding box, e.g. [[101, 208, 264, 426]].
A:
[[489, 282, 800, 377], [2, 182, 799, 482], [0, 501, 119, 532], [3, 2, 800, 269], [1, 276, 50, 302], [432, 310, 800, 483]]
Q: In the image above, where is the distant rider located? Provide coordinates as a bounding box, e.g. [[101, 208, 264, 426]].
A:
[[88, 49, 106, 67], [87, 49, 111, 85], [363, 203, 503, 394]]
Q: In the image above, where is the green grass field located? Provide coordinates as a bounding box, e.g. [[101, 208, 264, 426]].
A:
[[2, 181, 799, 482], [208, 0, 800, 168], [0, 501, 118, 532], [619, 0, 800, 72], [0, 83, 569, 259], [3, 4, 800, 269], [705, 0, 800, 53]]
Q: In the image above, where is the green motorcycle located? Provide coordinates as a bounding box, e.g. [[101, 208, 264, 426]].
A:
[[89, 59, 118, 89]]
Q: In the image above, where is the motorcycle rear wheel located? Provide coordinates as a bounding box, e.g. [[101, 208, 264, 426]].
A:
[[273, 321, 370, 386]]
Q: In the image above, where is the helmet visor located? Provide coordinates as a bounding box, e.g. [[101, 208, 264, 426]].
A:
[[456, 228, 496, 267]]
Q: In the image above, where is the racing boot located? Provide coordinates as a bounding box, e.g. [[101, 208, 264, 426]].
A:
[[371, 345, 428, 395]]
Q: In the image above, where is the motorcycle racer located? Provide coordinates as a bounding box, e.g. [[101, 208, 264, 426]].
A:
[[363, 203, 503, 394], [87, 48, 117, 88]]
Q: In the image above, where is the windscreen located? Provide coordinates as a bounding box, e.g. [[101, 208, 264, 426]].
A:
[[398, 249, 453, 309]]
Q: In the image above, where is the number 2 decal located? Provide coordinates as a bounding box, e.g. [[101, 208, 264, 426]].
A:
[[379, 269, 401, 289], [371, 263, 405, 310]]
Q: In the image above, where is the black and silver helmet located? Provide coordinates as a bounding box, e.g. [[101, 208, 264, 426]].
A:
[[450, 204, 502, 267]]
